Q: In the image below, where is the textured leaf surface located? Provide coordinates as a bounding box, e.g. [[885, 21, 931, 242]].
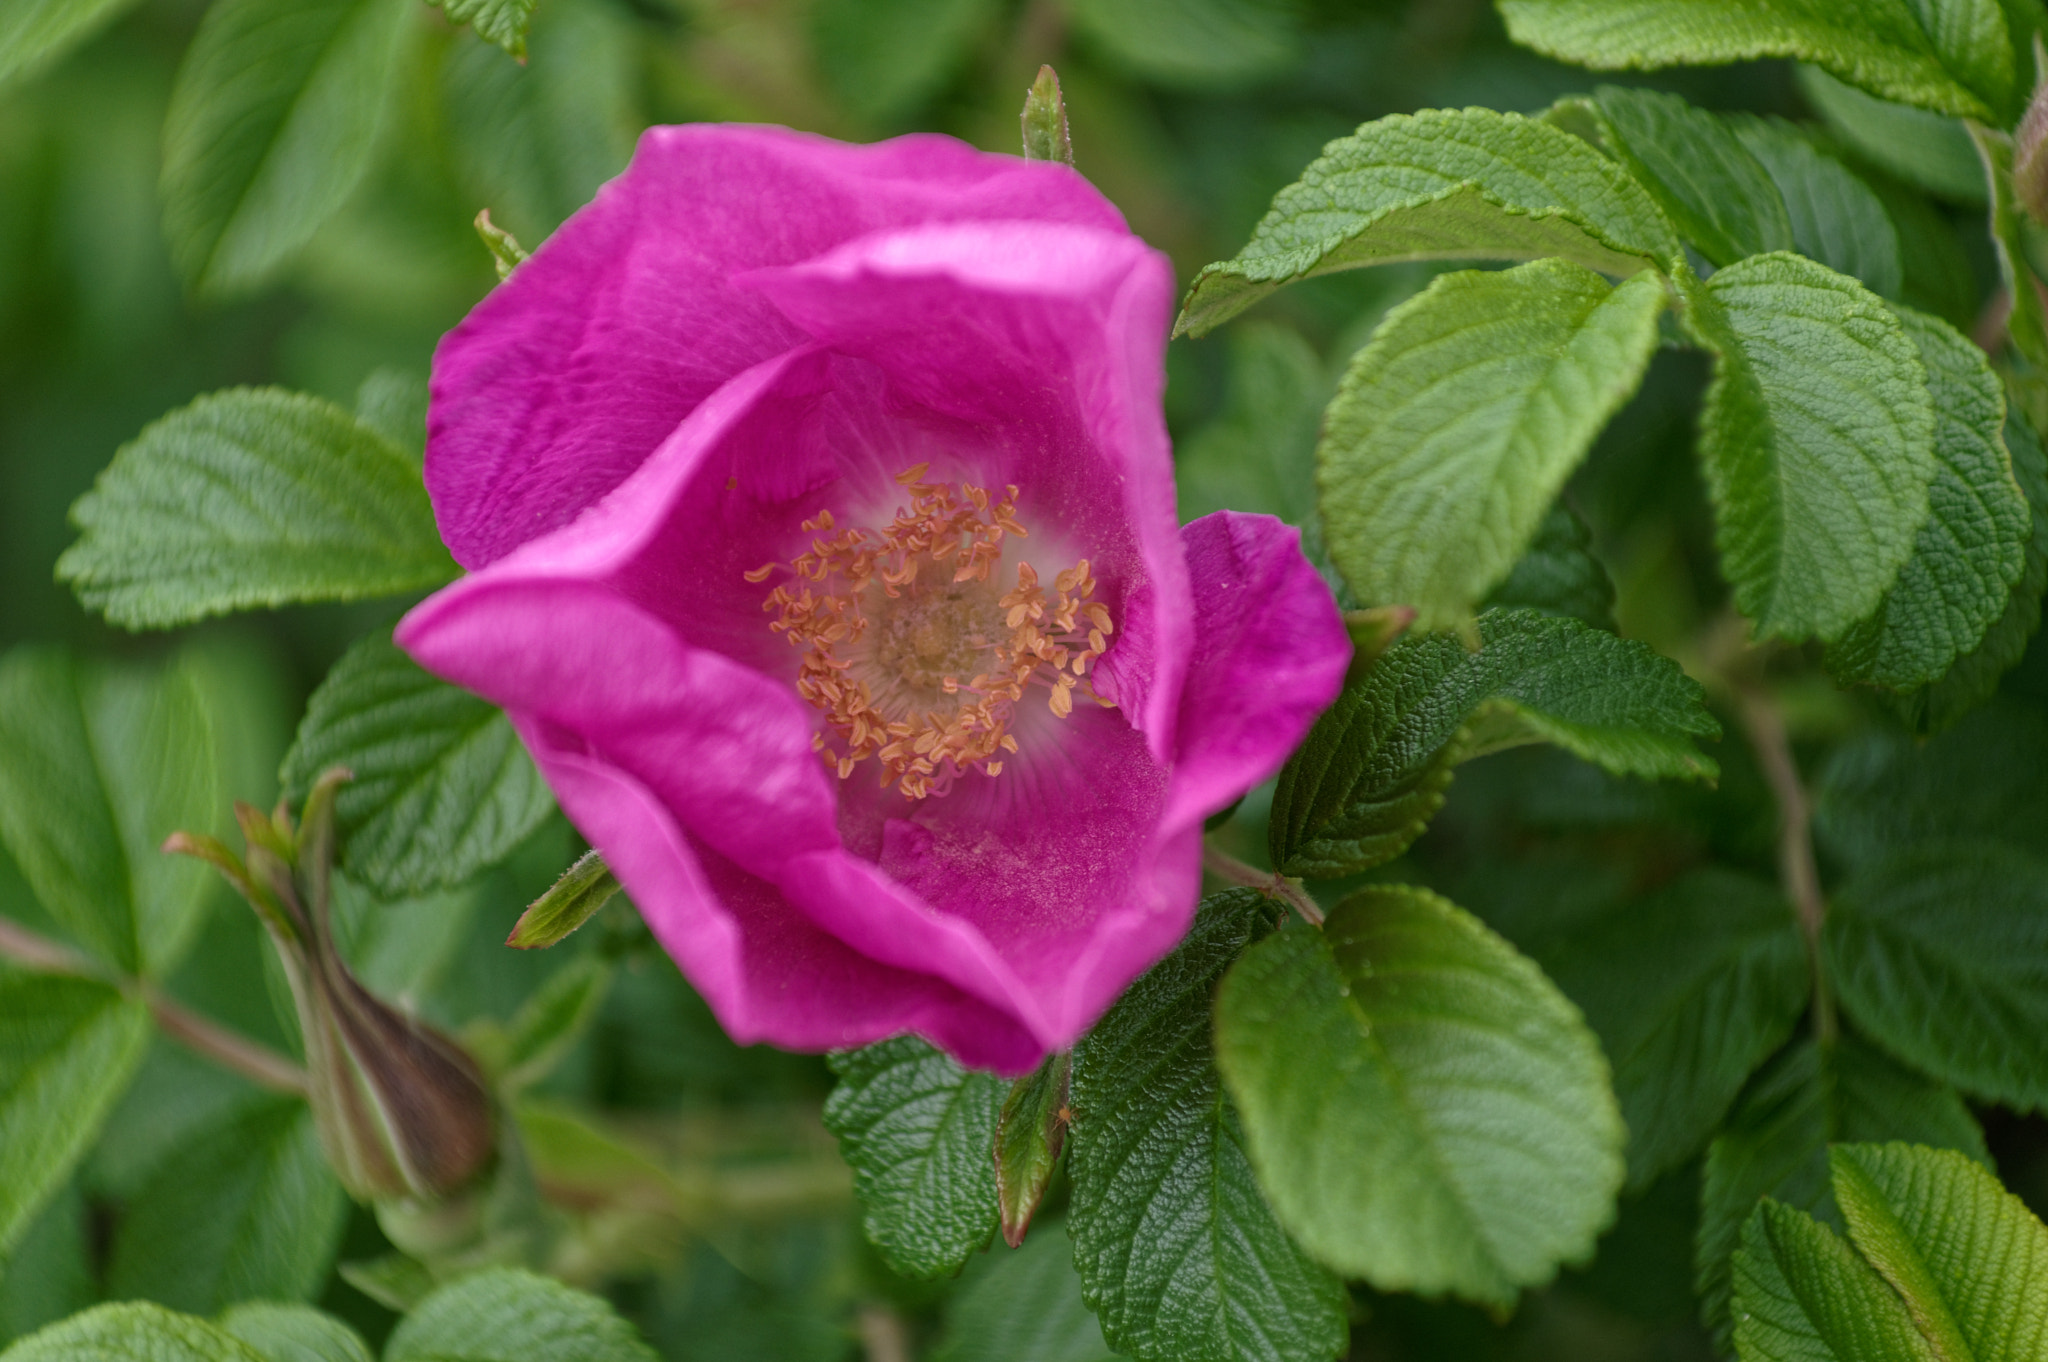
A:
[[279, 631, 554, 897], [1732, 1199, 1937, 1362], [1269, 608, 1718, 878], [384, 1268, 658, 1362], [107, 1098, 346, 1313], [1177, 108, 1679, 335], [823, 1037, 1004, 1278], [1827, 307, 2029, 687], [160, 0, 412, 292], [1531, 869, 1809, 1188], [1732, 117, 1902, 298], [217, 1304, 373, 1362], [60, 389, 454, 630], [932, 1226, 1119, 1362], [1795, 65, 1984, 203], [1827, 841, 2048, 1111], [1319, 260, 1665, 630], [1068, 892, 1347, 1362], [1498, 0, 2002, 119], [1592, 86, 1793, 266], [1695, 1034, 1987, 1340], [432, 0, 534, 58], [1215, 886, 1625, 1306], [0, 1303, 267, 1362], [1830, 1142, 2048, 1361], [0, 975, 150, 1259], [0, 0, 145, 87], [1682, 253, 1937, 641]]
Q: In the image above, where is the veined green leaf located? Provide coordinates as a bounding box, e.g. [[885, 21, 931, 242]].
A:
[[1732, 117, 1903, 298], [161, 0, 413, 293], [1319, 260, 1665, 629], [1483, 503, 1619, 630], [1732, 1198, 1938, 1362], [1695, 1033, 1988, 1342], [0, 974, 151, 1259], [933, 1225, 1118, 1362], [1827, 841, 2048, 1112], [1795, 65, 1985, 203], [0, 1303, 268, 1362], [1214, 886, 1625, 1307], [218, 1303, 374, 1362], [1681, 253, 1937, 641], [59, 389, 454, 631], [1269, 608, 1718, 879], [1498, 0, 2003, 120], [1068, 892, 1347, 1362], [384, 1268, 658, 1362], [432, 0, 535, 59], [279, 631, 554, 898], [0, 0, 145, 88], [822, 1037, 1004, 1279], [1177, 108, 1681, 336], [1592, 86, 1793, 267]]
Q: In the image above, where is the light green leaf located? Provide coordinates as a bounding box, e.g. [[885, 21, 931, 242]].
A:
[[106, 1097, 347, 1313], [1066, 0, 1300, 89], [59, 389, 454, 631], [332, 875, 481, 1003], [1681, 252, 1937, 641], [1319, 260, 1665, 629], [1827, 841, 2048, 1112], [1268, 608, 1719, 879], [1826, 307, 2029, 688], [1175, 321, 1328, 527], [812, 0, 999, 122], [0, 1303, 268, 1362], [1732, 1198, 1938, 1362], [0, 974, 151, 1259], [1482, 503, 1618, 630], [1830, 1142, 2048, 1360], [432, 0, 534, 59], [0, 646, 222, 976], [353, 367, 428, 461], [0, 0, 146, 88], [933, 1226, 1120, 1362], [1177, 108, 1681, 336], [1974, 124, 2048, 367], [506, 850, 620, 951], [1694, 1033, 1988, 1342], [217, 1304, 373, 1362], [1530, 868, 1810, 1189], [1214, 886, 1625, 1307], [1498, 0, 2001, 120], [1732, 117, 1903, 298], [160, 0, 413, 293], [1795, 65, 1985, 203], [1068, 892, 1347, 1362], [278, 631, 555, 898], [822, 1036, 1004, 1279], [1592, 86, 1793, 267], [384, 1267, 658, 1362]]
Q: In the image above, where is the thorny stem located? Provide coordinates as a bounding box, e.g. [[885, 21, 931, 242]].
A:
[[1201, 844, 1325, 927], [1733, 683, 1839, 1047], [0, 914, 308, 1094]]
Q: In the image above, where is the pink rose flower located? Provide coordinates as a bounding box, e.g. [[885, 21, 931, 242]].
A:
[[397, 126, 1350, 1073]]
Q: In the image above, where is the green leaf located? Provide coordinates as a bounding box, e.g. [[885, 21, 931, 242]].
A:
[[812, 0, 998, 123], [1694, 1033, 1988, 1341], [106, 1097, 347, 1313], [498, 954, 612, 1092], [1974, 124, 2048, 367], [59, 389, 454, 631], [933, 1225, 1120, 1362], [216, 1304, 373, 1362], [1680, 252, 1937, 641], [1174, 321, 1328, 527], [1731, 1198, 1937, 1362], [0, 0, 146, 88], [1019, 64, 1073, 166], [1319, 260, 1666, 629], [1482, 503, 1618, 630], [1731, 117, 1903, 298], [0, 1184, 93, 1342], [1498, 0, 2002, 120], [1177, 108, 1681, 336], [1268, 608, 1719, 879], [0, 646, 223, 976], [995, 1050, 1070, 1249], [384, 1267, 658, 1362], [1795, 65, 1985, 203], [1530, 868, 1810, 1189], [1065, 0, 1300, 89], [353, 368, 428, 461], [1825, 307, 2029, 689], [160, 0, 414, 293], [278, 631, 554, 898], [0, 1303, 268, 1362], [1214, 885, 1625, 1307], [0, 974, 151, 1259], [1827, 841, 2048, 1111], [1067, 891, 1348, 1362], [822, 1036, 1004, 1279], [1829, 1142, 2048, 1359], [431, 0, 534, 59], [1591, 86, 1794, 267], [507, 850, 620, 951]]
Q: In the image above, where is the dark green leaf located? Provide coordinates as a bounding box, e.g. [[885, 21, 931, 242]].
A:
[[1482, 503, 1617, 630], [1215, 886, 1625, 1307], [0, 0, 145, 87], [822, 1036, 1004, 1279], [0, 1303, 267, 1362], [1175, 321, 1327, 527], [279, 631, 554, 897], [0, 1184, 92, 1342], [384, 1267, 658, 1362], [1731, 116, 1903, 297], [216, 1304, 373, 1362], [995, 1050, 1069, 1249], [812, 0, 998, 123], [160, 0, 414, 293], [1796, 65, 1985, 203], [1731, 1197, 1935, 1362], [507, 850, 620, 951], [1592, 86, 1793, 267], [933, 1226, 1119, 1362], [1068, 891, 1347, 1362], [59, 389, 454, 631]]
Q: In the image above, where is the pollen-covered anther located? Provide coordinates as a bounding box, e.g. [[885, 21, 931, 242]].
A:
[[754, 469, 1116, 798]]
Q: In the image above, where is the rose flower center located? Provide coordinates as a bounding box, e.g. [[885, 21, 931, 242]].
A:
[[747, 464, 1116, 799]]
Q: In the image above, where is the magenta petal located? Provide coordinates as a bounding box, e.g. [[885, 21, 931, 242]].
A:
[[1163, 512, 1350, 830], [428, 127, 1129, 569]]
